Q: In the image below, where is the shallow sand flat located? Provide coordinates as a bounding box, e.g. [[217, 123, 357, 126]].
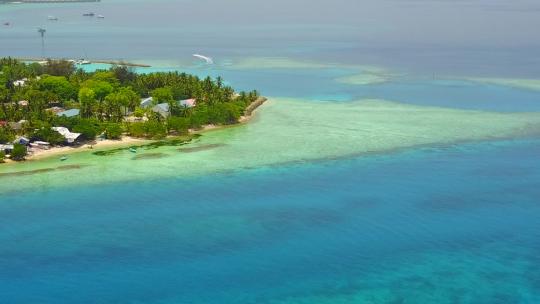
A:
[[223, 57, 389, 74], [335, 73, 390, 85], [225, 57, 398, 86], [466, 77, 540, 91], [2, 97, 540, 193], [225, 57, 333, 70]]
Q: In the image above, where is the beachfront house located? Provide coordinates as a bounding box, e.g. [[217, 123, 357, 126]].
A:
[[13, 136, 30, 145], [57, 109, 80, 118], [151, 99, 197, 118], [29, 141, 51, 150], [52, 127, 81, 144], [152, 103, 170, 118], [0, 144, 14, 154], [140, 97, 154, 109]]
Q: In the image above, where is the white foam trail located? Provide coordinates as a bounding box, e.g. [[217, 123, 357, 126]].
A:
[[193, 54, 214, 64]]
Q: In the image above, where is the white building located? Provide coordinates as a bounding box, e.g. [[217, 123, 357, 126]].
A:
[[52, 127, 81, 144]]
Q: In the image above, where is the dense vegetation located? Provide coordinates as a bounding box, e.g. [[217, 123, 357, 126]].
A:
[[0, 58, 260, 160]]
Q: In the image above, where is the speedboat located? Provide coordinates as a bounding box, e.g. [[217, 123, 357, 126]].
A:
[[97, 15, 105, 19], [48, 16, 58, 21]]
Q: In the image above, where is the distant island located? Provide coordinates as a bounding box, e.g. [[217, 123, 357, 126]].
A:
[[0, 57, 264, 162]]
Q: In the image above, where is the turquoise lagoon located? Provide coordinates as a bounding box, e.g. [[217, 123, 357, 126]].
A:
[[2, 0, 540, 303]]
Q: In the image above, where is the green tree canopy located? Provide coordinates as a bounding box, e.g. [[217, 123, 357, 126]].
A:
[[81, 80, 114, 100], [151, 87, 174, 104], [104, 123, 123, 139], [43, 60, 75, 77], [10, 143, 27, 161], [39, 75, 77, 101], [78, 87, 96, 118]]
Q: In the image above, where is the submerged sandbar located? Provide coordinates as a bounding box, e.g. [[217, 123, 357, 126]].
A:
[[2, 98, 540, 193]]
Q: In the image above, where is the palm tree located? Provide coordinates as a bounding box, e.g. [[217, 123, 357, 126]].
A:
[[216, 76, 223, 89]]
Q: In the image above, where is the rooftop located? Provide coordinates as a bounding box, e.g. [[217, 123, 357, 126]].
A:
[[57, 109, 80, 118]]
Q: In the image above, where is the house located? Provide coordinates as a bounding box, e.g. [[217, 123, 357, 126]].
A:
[[52, 127, 81, 144], [46, 106, 65, 114], [152, 103, 170, 118], [0, 121, 7, 127], [0, 144, 14, 154], [13, 78, 27, 87], [179, 98, 196, 108], [18, 100, 29, 107], [140, 97, 153, 109], [13, 136, 30, 145], [57, 109, 80, 118], [29, 141, 51, 150], [151, 99, 197, 118]]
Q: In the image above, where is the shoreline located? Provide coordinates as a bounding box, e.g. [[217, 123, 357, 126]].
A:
[[26, 136, 151, 161], [3, 97, 268, 164]]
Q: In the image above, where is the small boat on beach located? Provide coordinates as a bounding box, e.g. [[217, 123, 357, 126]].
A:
[[60, 155, 68, 161]]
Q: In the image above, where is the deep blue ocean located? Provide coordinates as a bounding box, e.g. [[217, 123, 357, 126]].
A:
[[1, 139, 540, 303], [2, 0, 540, 303]]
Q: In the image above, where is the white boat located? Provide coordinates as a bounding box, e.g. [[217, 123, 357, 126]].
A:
[[97, 15, 105, 19], [75, 59, 91, 65], [48, 16, 58, 21]]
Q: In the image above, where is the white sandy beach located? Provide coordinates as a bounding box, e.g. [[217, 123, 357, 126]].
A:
[[27, 136, 150, 160]]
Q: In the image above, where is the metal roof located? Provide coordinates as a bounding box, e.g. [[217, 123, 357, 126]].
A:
[[57, 109, 81, 118]]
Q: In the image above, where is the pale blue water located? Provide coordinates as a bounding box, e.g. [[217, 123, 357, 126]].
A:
[[2, 0, 540, 303]]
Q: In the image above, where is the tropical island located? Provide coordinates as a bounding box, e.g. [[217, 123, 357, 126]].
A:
[[0, 57, 263, 163]]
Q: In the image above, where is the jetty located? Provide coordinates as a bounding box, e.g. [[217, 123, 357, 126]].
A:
[[245, 97, 267, 116]]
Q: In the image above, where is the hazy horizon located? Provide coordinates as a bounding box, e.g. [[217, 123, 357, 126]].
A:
[[1, 0, 540, 76]]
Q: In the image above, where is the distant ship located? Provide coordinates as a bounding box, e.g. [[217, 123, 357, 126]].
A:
[[3, 22, 10, 26], [97, 15, 105, 19], [83, 12, 95, 17], [48, 16, 58, 21]]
